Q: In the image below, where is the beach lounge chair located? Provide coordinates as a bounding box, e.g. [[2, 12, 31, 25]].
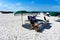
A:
[[27, 16, 36, 29], [27, 16, 44, 32]]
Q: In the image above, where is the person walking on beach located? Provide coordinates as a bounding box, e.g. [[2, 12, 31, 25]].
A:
[[44, 16, 46, 21], [44, 16, 49, 22]]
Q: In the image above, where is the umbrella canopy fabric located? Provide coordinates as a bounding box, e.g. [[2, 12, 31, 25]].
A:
[[30, 11, 40, 13], [30, 11, 40, 14], [14, 11, 29, 16], [14, 11, 40, 16]]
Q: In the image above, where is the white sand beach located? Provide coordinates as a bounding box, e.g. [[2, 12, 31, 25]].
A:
[[0, 13, 60, 40]]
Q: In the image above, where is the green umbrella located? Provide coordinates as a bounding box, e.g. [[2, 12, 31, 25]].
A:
[[14, 11, 29, 25], [30, 11, 40, 16], [14, 11, 42, 25]]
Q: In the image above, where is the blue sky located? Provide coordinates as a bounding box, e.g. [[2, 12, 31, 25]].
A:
[[0, 0, 60, 11]]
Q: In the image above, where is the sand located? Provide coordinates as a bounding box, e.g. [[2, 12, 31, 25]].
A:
[[0, 13, 60, 40]]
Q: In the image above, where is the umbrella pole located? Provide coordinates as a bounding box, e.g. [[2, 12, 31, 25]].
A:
[[21, 14, 23, 25], [21, 13, 23, 25]]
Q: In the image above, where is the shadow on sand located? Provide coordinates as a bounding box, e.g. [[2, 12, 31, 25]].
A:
[[22, 23, 52, 33], [39, 23, 52, 32], [55, 19, 60, 22], [22, 23, 31, 29]]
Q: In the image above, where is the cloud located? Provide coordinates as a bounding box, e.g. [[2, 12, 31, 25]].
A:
[[0, 0, 33, 11], [16, 3, 21, 6], [55, 0, 60, 4], [0, 2, 8, 7], [52, 5, 60, 8], [31, 1, 34, 4], [48, 5, 60, 11], [0, 2, 25, 11]]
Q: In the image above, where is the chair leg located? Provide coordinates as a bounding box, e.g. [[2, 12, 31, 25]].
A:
[[35, 26, 40, 32], [30, 24, 35, 30], [30, 24, 40, 32]]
